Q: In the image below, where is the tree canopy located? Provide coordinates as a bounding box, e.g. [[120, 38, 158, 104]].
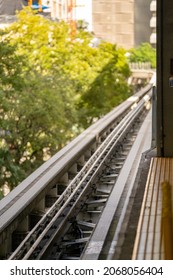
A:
[[128, 42, 156, 68], [0, 8, 132, 193]]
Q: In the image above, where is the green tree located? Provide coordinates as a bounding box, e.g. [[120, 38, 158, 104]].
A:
[[0, 39, 26, 189], [0, 37, 77, 190], [0, 8, 132, 190], [5, 8, 131, 128], [77, 42, 132, 127], [129, 42, 156, 68]]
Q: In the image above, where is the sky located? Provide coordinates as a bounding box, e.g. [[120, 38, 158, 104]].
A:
[[75, 0, 92, 31]]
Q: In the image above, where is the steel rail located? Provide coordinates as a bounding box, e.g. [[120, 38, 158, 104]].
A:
[[9, 90, 151, 260], [0, 84, 152, 249], [0, 85, 151, 218]]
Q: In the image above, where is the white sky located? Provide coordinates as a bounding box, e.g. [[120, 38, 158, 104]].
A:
[[75, 0, 92, 31]]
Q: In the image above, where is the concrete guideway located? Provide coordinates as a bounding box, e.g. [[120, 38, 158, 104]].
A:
[[0, 82, 154, 259], [81, 110, 152, 260]]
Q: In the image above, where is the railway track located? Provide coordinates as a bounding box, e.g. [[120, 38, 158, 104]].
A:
[[8, 88, 152, 260]]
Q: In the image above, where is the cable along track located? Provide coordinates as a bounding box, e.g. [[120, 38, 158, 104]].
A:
[[9, 92, 151, 260]]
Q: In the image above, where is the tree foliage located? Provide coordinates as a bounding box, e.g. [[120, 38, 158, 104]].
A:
[[77, 43, 131, 127], [0, 8, 131, 192], [128, 42, 156, 68]]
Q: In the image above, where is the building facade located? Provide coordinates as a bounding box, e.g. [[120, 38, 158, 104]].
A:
[[0, 0, 27, 15], [150, 0, 156, 46], [92, 0, 153, 49], [134, 0, 152, 46], [92, 0, 134, 48]]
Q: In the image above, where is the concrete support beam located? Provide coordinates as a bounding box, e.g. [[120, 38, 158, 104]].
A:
[[85, 150, 92, 160], [69, 163, 78, 174], [47, 186, 57, 198], [59, 172, 69, 185], [16, 216, 29, 232], [77, 155, 85, 166], [35, 198, 45, 213], [0, 237, 11, 259]]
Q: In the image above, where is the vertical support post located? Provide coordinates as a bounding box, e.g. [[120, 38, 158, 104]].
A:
[[28, 0, 32, 6], [157, 1, 173, 156], [48, 186, 57, 197], [34, 198, 45, 212], [0, 236, 12, 259], [59, 173, 69, 185], [57, 173, 69, 196], [69, 163, 78, 174], [77, 155, 85, 166], [12, 216, 29, 252], [151, 86, 156, 148], [17, 216, 29, 232], [38, 0, 42, 12]]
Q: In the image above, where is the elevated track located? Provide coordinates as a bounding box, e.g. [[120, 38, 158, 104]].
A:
[[0, 83, 153, 260]]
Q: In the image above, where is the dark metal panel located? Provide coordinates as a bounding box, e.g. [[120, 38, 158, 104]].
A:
[[156, 0, 163, 156], [157, 0, 173, 156]]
